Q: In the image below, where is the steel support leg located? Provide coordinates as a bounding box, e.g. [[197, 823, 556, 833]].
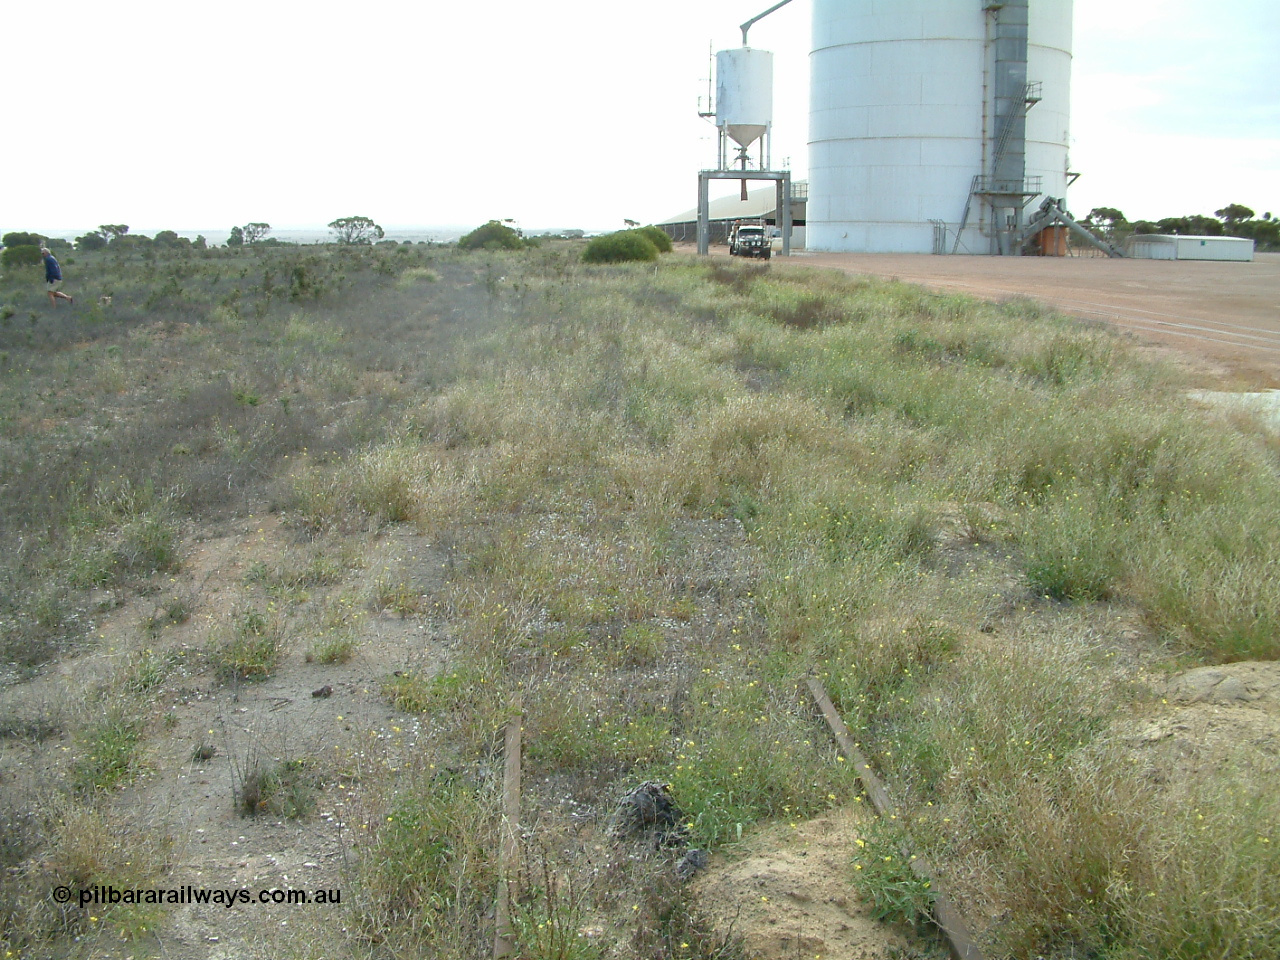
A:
[[697, 173, 710, 256]]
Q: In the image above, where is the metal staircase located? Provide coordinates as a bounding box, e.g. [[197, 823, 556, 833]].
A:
[[952, 81, 1042, 254], [990, 81, 1041, 179]]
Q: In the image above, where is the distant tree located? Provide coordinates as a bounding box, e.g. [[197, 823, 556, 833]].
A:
[[193, 235, 208, 251], [1155, 215, 1222, 236], [458, 220, 524, 251], [3, 231, 43, 248], [98, 224, 129, 241], [1230, 217, 1280, 249], [328, 216, 384, 245], [1188, 215, 1224, 236], [227, 225, 245, 247], [76, 232, 108, 251], [109, 233, 153, 250], [1215, 204, 1255, 224], [1080, 207, 1129, 244], [45, 238, 72, 252], [1084, 207, 1126, 228], [2, 244, 42, 269], [623, 218, 640, 229], [153, 229, 191, 248], [243, 222, 271, 243]]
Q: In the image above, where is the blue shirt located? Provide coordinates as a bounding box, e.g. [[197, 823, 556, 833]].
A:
[[43, 254, 62, 283]]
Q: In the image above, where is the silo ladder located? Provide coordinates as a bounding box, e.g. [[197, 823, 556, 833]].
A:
[[951, 176, 981, 254]]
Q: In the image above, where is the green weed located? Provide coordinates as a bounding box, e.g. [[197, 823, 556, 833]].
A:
[[851, 819, 937, 928], [356, 770, 496, 949], [512, 858, 602, 960], [237, 758, 319, 819], [73, 715, 144, 792], [209, 608, 285, 681], [121, 648, 172, 694]]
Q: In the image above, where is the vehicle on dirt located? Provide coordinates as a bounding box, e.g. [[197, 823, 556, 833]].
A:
[[729, 221, 772, 259]]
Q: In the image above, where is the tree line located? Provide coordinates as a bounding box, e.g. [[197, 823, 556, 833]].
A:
[[2, 216, 387, 261], [1082, 203, 1278, 250]]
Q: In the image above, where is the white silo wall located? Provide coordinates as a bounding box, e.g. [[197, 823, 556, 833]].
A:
[[716, 48, 774, 150], [808, 0, 1073, 254], [1025, 3, 1073, 210]]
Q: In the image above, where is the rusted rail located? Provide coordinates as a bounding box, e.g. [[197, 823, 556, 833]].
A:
[[806, 675, 986, 960]]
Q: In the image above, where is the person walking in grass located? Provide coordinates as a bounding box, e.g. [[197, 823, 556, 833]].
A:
[[41, 247, 72, 306]]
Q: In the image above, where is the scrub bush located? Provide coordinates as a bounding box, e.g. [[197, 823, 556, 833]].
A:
[[637, 225, 673, 253], [2, 245, 42, 269], [2, 231, 43, 248], [458, 220, 524, 251], [581, 231, 658, 264]]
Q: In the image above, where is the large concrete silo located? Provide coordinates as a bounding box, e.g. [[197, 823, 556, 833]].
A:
[[808, 0, 1073, 255]]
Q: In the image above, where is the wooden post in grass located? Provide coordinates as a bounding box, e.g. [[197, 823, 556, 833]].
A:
[[493, 697, 523, 959], [806, 675, 986, 960]]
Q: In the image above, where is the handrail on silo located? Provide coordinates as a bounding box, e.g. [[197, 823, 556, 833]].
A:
[[740, 0, 795, 45]]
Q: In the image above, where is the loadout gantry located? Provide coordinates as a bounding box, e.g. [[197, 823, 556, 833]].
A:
[[1018, 197, 1126, 257]]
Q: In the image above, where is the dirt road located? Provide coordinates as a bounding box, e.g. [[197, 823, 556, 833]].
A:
[[774, 250, 1280, 388]]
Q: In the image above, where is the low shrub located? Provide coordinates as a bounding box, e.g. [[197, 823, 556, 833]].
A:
[[512, 861, 603, 960], [397, 266, 440, 288], [73, 715, 144, 792], [2, 231, 43, 247], [458, 220, 524, 251], [2, 244, 42, 269], [357, 770, 496, 948], [307, 633, 358, 664], [209, 608, 285, 681], [237, 758, 319, 818], [383, 666, 483, 714], [37, 801, 170, 942], [582, 231, 658, 264], [637, 225, 674, 253]]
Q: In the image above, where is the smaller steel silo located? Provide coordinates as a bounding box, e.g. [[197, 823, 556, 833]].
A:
[[695, 18, 796, 258], [714, 47, 774, 172]]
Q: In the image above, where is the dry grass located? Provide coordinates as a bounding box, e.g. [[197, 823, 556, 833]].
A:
[[3, 242, 1279, 958]]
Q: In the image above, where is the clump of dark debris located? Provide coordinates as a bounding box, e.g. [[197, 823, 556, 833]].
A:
[[608, 781, 708, 882]]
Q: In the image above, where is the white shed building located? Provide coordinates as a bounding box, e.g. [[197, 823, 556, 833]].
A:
[[1125, 235, 1255, 262]]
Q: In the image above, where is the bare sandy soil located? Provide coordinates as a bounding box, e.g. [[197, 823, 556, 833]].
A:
[[0, 517, 451, 959], [693, 805, 919, 960], [789, 250, 1280, 389]]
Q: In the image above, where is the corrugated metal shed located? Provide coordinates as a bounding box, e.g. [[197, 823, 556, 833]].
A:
[[1126, 235, 1255, 262], [660, 184, 807, 247]]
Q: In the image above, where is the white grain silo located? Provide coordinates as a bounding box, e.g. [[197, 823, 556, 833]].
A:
[[715, 47, 775, 171], [696, 40, 796, 257], [808, 0, 1073, 255]]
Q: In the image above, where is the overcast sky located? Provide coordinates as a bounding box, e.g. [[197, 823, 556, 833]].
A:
[[5, 0, 1276, 238]]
